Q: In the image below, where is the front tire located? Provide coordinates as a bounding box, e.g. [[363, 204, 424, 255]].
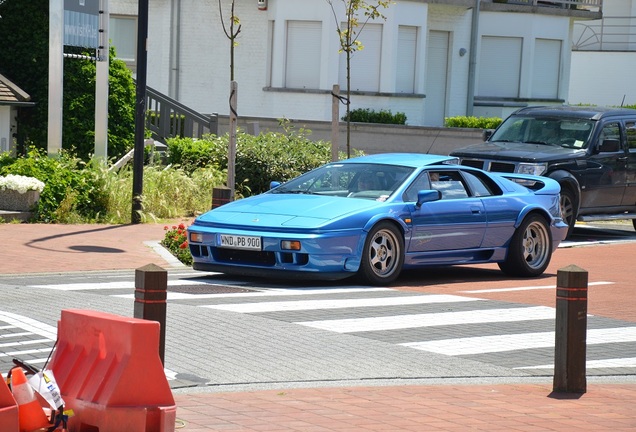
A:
[[498, 214, 552, 277], [359, 222, 404, 286]]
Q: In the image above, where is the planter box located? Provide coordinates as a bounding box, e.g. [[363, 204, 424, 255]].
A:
[[0, 189, 40, 211]]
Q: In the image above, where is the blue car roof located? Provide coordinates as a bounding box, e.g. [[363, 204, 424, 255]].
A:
[[338, 153, 456, 168]]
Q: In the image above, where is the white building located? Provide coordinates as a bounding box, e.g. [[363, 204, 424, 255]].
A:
[[569, 0, 636, 107], [109, 0, 602, 127]]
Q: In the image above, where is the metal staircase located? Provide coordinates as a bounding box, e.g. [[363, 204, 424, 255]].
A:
[[144, 85, 218, 142]]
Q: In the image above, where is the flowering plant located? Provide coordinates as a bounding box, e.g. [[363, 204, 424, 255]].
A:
[[0, 174, 45, 194], [161, 223, 193, 265]]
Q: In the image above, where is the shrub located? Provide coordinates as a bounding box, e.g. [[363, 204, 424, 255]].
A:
[[342, 108, 407, 125], [166, 121, 360, 196], [0, 148, 110, 222], [161, 223, 192, 266], [444, 116, 503, 129]]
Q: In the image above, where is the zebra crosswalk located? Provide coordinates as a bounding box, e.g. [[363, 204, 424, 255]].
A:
[[7, 275, 636, 376]]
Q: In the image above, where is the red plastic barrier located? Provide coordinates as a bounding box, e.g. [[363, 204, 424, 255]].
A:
[[48, 309, 176, 432], [0, 375, 18, 432]]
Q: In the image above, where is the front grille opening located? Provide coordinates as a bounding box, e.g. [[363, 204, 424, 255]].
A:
[[489, 162, 515, 173], [280, 252, 309, 266], [461, 159, 484, 169], [213, 248, 276, 266]]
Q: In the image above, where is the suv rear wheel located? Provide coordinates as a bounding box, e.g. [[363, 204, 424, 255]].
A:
[[559, 187, 576, 238]]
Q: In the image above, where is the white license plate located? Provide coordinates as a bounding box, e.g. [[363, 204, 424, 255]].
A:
[[218, 234, 262, 250]]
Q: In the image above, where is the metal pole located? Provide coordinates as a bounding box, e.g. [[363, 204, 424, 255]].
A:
[[466, 0, 480, 116], [132, 0, 149, 224], [228, 81, 237, 201], [331, 84, 339, 162], [94, 0, 110, 161]]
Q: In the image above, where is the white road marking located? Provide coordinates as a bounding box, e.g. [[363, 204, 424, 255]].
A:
[[200, 294, 482, 313], [402, 327, 636, 355], [0, 312, 57, 340], [297, 306, 556, 333], [114, 287, 391, 300]]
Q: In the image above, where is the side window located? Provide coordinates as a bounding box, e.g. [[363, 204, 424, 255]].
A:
[[625, 121, 636, 151], [430, 171, 469, 200], [403, 172, 431, 202], [598, 122, 621, 149], [461, 171, 497, 197]]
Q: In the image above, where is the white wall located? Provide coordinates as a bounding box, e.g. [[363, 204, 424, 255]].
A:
[[113, 0, 577, 126], [569, 51, 636, 106], [0, 106, 14, 155]]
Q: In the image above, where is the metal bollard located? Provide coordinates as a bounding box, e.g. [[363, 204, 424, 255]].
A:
[[134, 263, 168, 365], [211, 187, 231, 209], [553, 264, 588, 394]]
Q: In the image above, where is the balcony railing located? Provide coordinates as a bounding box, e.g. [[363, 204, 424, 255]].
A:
[[501, 0, 602, 12], [573, 16, 636, 51]]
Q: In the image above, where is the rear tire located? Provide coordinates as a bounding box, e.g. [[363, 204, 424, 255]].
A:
[[359, 222, 404, 286], [559, 187, 576, 239], [498, 214, 552, 277]]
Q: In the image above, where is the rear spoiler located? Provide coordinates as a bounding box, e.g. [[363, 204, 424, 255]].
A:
[[499, 173, 548, 192]]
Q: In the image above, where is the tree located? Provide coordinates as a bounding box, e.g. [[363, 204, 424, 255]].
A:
[[0, 0, 135, 161], [327, 0, 390, 158], [218, 0, 242, 200]]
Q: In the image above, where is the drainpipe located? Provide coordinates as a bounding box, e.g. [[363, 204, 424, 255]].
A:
[[169, 0, 181, 99], [466, 0, 480, 116]]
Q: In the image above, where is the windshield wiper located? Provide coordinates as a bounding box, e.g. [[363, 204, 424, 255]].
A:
[[525, 140, 558, 147]]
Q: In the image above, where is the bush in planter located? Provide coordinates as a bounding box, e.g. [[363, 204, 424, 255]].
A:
[[0, 174, 45, 211]]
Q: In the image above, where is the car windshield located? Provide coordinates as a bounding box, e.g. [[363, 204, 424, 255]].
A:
[[490, 116, 594, 149], [269, 163, 415, 201]]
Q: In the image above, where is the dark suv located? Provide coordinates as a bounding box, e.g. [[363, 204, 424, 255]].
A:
[[450, 106, 636, 237]]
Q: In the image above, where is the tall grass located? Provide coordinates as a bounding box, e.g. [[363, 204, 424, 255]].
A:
[[100, 166, 227, 223]]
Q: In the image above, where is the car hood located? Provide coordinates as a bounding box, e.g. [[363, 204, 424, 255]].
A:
[[194, 194, 383, 229], [451, 141, 585, 162]]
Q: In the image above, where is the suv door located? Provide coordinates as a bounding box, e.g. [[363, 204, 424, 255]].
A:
[[577, 121, 628, 210], [622, 120, 636, 207]]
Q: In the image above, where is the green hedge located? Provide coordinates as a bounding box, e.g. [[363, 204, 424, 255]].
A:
[[342, 108, 407, 125], [444, 116, 502, 129]]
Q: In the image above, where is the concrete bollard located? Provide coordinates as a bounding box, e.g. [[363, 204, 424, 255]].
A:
[[553, 264, 588, 394], [212, 187, 231, 209], [134, 263, 168, 365]]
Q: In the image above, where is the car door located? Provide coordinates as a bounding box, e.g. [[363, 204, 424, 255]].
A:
[[406, 170, 487, 253], [578, 121, 628, 209], [621, 120, 636, 207]]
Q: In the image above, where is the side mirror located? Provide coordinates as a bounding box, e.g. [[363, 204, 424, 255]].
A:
[[269, 181, 281, 190], [482, 129, 494, 141], [415, 189, 442, 209], [598, 138, 620, 153]]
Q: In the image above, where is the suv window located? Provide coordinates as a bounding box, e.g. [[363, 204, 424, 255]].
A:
[[625, 121, 636, 150], [491, 115, 594, 149]]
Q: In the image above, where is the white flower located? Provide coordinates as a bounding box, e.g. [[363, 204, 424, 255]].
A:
[[0, 174, 45, 194]]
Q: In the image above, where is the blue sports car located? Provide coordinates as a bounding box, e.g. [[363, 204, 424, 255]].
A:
[[187, 153, 568, 285]]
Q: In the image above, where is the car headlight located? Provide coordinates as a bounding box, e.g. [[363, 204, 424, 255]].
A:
[[517, 163, 547, 176]]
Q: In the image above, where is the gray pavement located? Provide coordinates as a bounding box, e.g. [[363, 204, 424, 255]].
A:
[[1, 222, 636, 430]]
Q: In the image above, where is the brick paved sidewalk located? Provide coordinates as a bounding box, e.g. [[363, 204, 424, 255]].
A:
[[173, 383, 636, 431]]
